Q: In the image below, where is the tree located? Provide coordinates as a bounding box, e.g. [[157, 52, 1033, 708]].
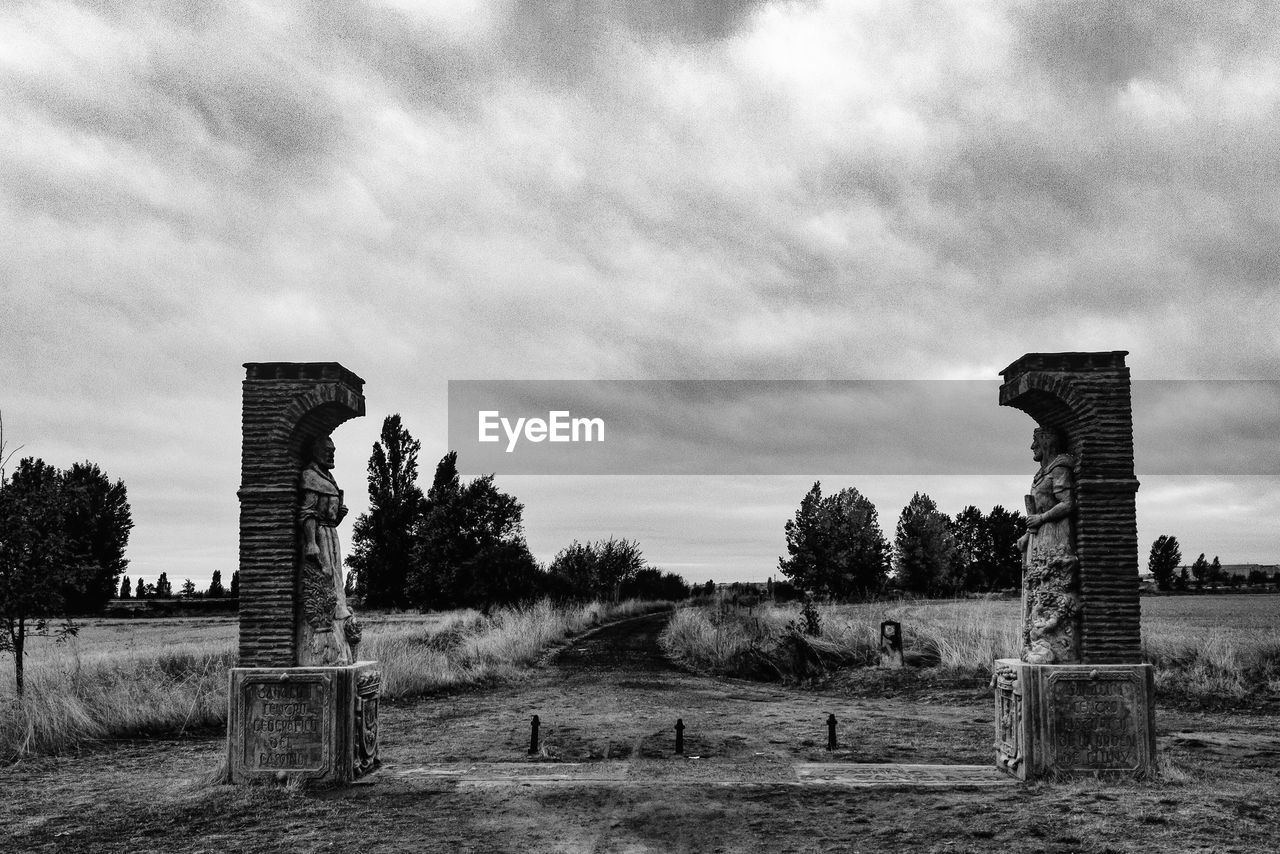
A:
[[778, 482, 889, 600], [1191, 553, 1209, 590], [154, 572, 172, 598], [0, 409, 23, 484], [1209, 556, 1223, 586], [119, 574, 131, 599], [1147, 535, 1182, 591], [229, 570, 239, 599], [346, 415, 425, 609], [985, 505, 1025, 591], [620, 568, 690, 601], [893, 492, 958, 598], [549, 537, 647, 600], [135, 576, 147, 599], [0, 458, 81, 696], [180, 578, 197, 598], [206, 570, 225, 598], [409, 452, 543, 609], [1174, 566, 1189, 591], [59, 462, 132, 615], [948, 506, 991, 594]]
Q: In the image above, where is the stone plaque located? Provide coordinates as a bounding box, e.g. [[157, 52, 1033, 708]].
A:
[[242, 673, 332, 773], [878, 620, 904, 668], [992, 659, 1155, 781], [228, 662, 379, 785], [1045, 670, 1147, 771]]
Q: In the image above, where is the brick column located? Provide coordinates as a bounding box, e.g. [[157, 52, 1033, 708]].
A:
[[238, 363, 365, 667], [999, 351, 1141, 664]]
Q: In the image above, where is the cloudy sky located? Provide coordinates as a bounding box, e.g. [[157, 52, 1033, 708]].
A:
[[3, 1, 1278, 590]]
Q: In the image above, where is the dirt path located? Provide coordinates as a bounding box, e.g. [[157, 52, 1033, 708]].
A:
[[4, 612, 1280, 853]]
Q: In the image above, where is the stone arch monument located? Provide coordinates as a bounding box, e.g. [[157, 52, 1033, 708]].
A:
[[228, 362, 381, 785], [993, 351, 1156, 780]]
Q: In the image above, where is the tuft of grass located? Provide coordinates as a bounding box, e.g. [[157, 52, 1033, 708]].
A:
[[663, 595, 1280, 706], [0, 598, 668, 761]]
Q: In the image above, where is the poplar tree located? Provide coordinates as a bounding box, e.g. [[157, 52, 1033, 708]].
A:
[[346, 415, 424, 609], [1147, 535, 1182, 591]]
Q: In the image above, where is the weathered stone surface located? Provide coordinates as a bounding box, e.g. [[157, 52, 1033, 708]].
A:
[[999, 351, 1141, 664], [228, 662, 381, 785], [231, 362, 380, 787], [878, 619, 903, 668], [1017, 426, 1081, 664], [238, 362, 365, 668], [993, 658, 1155, 781]]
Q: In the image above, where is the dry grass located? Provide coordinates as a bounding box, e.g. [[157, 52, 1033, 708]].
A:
[[0, 598, 667, 761], [663, 593, 1280, 703]]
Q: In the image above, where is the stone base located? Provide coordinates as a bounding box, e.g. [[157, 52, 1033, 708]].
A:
[[993, 658, 1155, 781], [228, 661, 380, 785]]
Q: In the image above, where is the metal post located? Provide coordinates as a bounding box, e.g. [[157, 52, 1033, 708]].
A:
[[675, 718, 685, 754], [529, 714, 540, 755], [827, 713, 837, 751]]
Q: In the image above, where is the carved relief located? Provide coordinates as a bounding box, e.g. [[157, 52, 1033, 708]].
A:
[[993, 661, 1022, 775], [354, 670, 382, 777], [298, 435, 361, 667], [1017, 427, 1081, 664]]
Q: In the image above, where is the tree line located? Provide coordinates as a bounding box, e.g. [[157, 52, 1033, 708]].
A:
[[777, 482, 1025, 599], [1147, 535, 1278, 591], [344, 415, 690, 610]]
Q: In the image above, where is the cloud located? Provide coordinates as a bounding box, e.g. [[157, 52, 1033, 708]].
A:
[[2, 0, 1278, 584]]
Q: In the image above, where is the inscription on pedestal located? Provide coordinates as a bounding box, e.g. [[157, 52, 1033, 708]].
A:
[[243, 675, 331, 772], [992, 659, 1155, 780], [1046, 671, 1142, 771]]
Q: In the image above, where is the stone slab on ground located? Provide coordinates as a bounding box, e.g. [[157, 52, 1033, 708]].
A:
[[387, 761, 1015, 788]]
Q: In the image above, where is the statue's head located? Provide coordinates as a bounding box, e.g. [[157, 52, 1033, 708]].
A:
[[1031, 426, 1065, 462], [309, 435, 336, 470]]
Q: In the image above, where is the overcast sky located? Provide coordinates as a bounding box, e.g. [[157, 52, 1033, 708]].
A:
[[3, 1, 1278, 590]]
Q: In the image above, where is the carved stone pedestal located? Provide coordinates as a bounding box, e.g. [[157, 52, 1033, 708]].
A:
[[228, 661, 380, 785], [993, 658, 1155, 781]]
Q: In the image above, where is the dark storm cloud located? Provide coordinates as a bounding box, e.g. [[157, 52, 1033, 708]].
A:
[[502, 0, 773, 86], [4, 1, 1279, 584], [1011, 1, 1280, 93]]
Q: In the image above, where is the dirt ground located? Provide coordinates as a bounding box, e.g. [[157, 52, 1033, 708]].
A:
[[3, 612, 1279, 854]]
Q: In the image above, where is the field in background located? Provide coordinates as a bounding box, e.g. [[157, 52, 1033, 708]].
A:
[[0, 599, 667, 761], [661, 593, 1280, 705]]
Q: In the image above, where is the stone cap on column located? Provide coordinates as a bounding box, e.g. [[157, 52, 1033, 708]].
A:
[[999, 351, 1128, 381], [244, 362, 366, 388]]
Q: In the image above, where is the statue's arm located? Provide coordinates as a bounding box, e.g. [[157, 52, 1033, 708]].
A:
[[1029, 468, 1074, 529], [300, 487, 322, 561]]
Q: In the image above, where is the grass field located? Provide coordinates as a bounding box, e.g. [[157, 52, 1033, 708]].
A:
[[661, 593, 1280, 705], [0, 599, 667, 761]]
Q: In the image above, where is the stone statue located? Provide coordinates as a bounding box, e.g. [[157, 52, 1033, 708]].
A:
[[1017, 426, 1080, 664], [298, 435, 361, 666]]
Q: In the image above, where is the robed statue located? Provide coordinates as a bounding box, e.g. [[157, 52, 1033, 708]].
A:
[[298, 435, 361, 666], [1017, 426, 1081, 664]]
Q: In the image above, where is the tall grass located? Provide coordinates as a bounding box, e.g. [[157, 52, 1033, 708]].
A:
[[1143, 626, 1280, 702], [0, 598, 666, 761], [663, 596, 1280, 705]]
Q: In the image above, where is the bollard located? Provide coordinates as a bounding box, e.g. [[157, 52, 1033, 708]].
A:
[[529, 714, 540, 755], [675, 718, 685, 754], [827, 713, 837, 751]]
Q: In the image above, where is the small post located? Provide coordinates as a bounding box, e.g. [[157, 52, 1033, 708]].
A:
[[827, 714, 837, 751], [529, 714, 540, 755], [675, 718, 685, 754]]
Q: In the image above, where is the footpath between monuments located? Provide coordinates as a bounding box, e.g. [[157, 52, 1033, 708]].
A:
[[4, 610, 1280, 853]]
